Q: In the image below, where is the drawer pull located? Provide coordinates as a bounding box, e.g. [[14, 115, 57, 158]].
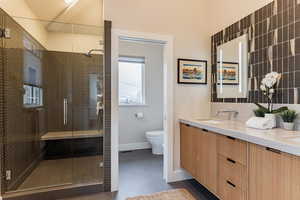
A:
[[227, 158, 236, 164], [226, 136, 236, 140], [266, 147, 281, 154], [226, 180, 236, 188], [202, 129, 208, 132], [185, 124, 191, 127]]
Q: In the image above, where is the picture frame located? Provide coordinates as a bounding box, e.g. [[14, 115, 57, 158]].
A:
[[217, 62, 239, 85], [177, 59, 207, 84]]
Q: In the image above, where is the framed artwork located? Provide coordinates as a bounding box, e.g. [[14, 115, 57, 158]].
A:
[[217, 62, 239, 85], [177, 59, 207, 84]]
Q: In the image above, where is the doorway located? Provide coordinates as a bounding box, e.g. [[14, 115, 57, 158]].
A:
[[111, 30, 174, 191]]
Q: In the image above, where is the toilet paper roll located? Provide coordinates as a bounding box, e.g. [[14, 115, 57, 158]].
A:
[[135, 112, 144, 119]]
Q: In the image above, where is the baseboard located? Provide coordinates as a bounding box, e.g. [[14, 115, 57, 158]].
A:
[[167, 169, 192, 183], [119, 142, 151, 152]]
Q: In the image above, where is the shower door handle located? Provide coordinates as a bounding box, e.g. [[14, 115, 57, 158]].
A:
[[64, 98, 68, 125]]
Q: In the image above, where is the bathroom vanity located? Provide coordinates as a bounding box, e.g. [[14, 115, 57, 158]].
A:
[[180, 119, 300, 200]]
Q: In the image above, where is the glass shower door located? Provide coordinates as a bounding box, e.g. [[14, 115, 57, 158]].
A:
[[71, 24, 104, 185], [2, 15, 104, 193], [3, 17, 74, 192]]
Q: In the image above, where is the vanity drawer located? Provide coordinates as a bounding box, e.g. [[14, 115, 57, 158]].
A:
[[218, 175, 247, 200], [218, 155, 247, 191], [218, 135, 247, 165]]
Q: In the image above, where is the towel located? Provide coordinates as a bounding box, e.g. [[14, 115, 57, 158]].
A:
[[246, 117, 274, 130]]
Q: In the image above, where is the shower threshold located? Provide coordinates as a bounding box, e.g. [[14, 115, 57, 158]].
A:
[[4, 156, 103, 200], [3, 182, 103, 200]]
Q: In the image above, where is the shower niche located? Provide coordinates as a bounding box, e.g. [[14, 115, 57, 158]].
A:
[[0, 6, 106, 197]]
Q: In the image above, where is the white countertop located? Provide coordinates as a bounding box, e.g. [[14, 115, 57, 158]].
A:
[[179, 118, 300, 156]]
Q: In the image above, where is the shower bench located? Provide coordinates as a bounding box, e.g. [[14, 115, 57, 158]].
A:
[[41, 130, 103, 141], [41, 130, 103, 159]]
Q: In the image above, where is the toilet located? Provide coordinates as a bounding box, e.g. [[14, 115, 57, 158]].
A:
[[146, 130, 164, 155]]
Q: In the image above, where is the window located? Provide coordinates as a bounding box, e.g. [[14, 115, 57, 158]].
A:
[[23, 85, 43, 107], [119, 56, 145, 105], [23, 38, 43, 107]]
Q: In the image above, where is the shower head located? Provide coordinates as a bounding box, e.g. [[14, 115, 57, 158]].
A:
[[85, 49, 104, 57]]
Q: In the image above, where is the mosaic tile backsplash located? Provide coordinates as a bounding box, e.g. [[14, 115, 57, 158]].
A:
[[211, 0, 300, 104]]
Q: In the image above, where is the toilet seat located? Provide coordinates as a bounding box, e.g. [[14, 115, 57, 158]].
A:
[[146, 131, 163, 137]]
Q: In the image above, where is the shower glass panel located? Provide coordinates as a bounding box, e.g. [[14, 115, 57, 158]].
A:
[[71, 24, 104, 185], [2, 14, 104, 193], [4, 16, 74, 193]]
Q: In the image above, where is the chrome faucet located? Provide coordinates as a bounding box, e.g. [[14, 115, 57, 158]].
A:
[[216, 109, 239, 120]]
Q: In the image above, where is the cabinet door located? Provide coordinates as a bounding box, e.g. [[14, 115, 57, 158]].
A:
[[195, 130, 205, 184], [196, 129, 217, 194], [281, 153, 300, 200], [249, 144, 284, 200], [180, 123, 197, 176]]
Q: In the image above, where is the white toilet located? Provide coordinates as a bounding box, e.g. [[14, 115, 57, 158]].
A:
[[146, 130, 164, 155]]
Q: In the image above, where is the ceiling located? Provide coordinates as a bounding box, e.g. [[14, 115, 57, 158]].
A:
[[25, 0, 103, 29]]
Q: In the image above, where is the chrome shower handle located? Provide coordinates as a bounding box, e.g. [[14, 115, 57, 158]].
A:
[[64, 98, 68, 125]]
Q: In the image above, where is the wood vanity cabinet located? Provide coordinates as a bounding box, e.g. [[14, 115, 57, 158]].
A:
[[180, 123, 218, 194], [249, 143, 300, 200], [180, 122, 300, 200]]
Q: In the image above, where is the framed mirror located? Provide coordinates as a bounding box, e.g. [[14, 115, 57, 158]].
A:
[[217, 34, 248, 98]]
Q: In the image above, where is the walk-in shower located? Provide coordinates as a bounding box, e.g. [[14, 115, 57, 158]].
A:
[[0, 1, 108, 198]]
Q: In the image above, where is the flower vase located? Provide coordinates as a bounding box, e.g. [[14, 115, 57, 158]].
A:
[[283, 122, 294, 131], [264, 113, 277, 128]]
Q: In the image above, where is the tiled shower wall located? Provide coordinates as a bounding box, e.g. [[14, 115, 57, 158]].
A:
[[211, 0, 300, 104]]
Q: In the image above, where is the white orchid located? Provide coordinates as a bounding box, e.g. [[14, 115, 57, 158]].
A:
[[260, 85, 266, 91], [266, 72, 281, 80], [261, 72, 281, 90], [256, 72, 287, 114], [262, 77, 276, 88], [259, 72, 281, 113]]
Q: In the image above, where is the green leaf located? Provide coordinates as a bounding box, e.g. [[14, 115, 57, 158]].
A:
[[254, 103, 269, 113], [253, 108, 265, 117], [272, 106, 288, 114]]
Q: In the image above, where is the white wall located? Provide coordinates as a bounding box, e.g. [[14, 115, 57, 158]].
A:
[[0, 0, 48, 47], [207, 0, 273, 35], [118, 40, 164, 150], [105, 0, 211, 171]]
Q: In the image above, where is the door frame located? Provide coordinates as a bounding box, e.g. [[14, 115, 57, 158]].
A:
[[111, 29, 174, 191]]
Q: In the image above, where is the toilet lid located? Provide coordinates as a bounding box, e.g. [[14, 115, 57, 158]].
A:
[[146, 131, 164, 137]]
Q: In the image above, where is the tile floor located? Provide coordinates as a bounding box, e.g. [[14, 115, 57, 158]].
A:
[[17, 156, 103, 191], [61, 150, 218, 200]]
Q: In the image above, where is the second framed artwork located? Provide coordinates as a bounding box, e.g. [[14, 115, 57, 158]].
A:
[[217, 62, 239, 85], [177, 59, 207, 84]]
